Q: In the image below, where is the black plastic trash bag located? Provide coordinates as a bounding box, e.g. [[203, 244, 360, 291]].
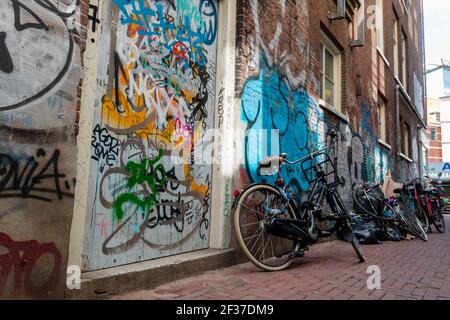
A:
[[350, 213, 383, 245]]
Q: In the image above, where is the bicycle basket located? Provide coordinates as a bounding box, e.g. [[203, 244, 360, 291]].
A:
[[300, 152, 336, 184], [353, 185, 386, 216]]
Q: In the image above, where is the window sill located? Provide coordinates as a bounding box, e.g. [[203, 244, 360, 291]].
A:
[[398, 153, 413, 163], [378, 139, 392, 150], [395, 76, 411, 100], [377, 47, 390, 68], [318, 99, 349, 124]]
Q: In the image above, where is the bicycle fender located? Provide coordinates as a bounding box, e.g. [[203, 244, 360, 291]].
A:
[[231, 183, 272, 210]]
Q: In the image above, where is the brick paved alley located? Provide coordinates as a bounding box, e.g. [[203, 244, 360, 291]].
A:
[[112, 216, 450, 301]]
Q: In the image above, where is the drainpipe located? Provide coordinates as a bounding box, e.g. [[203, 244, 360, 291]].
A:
[[418, 127, 423, 177], [395, 85, 401, 168]]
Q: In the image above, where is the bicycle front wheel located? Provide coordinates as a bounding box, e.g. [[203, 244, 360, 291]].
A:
[[394, 202, 428, 242], [234, 184, 300, 272]]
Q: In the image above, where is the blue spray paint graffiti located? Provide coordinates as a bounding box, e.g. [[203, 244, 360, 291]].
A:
[[241, 56, 327, 196], [240, 56, 394, 198], [113, 0, 217, 66]]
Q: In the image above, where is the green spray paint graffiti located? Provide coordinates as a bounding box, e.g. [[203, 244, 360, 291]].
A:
[[113, 149, 166, 220]]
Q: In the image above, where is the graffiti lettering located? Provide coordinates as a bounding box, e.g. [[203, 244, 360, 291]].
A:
[[0, 233, 62, 298], [91, 124, 121, 173], [0, 149, 75, 202]]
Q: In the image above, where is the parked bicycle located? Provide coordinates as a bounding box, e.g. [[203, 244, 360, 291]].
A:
[[398, 177, 446, 234], [232, 131, 365, 272], [352, 183, 428, 242]]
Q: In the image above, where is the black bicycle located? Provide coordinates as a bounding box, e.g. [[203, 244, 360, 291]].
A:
[[233, 132, 365, 271], [352, 183, 428, 242]]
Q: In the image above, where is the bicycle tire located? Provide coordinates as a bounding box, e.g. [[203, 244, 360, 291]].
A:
[[432, 204, 447, 233], [433, 213, 446, 233], [351, 237, 366, 263], [331, 190, 366, 263], [394, 202, 428, 242], [413, 200, 430, 233], [352, 187, 395, 221], [234, 184, 300, 272]]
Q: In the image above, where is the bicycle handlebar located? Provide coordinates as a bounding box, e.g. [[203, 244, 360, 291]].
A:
[[283, 145, 332, 166]]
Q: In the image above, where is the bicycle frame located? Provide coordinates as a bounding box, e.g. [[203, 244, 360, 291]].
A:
[[401, 178, 446, 226]]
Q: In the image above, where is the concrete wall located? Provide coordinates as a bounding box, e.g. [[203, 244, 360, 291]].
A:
[[0, 0, 85, 299]]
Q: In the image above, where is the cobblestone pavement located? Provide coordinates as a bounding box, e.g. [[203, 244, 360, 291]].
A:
[[112, 216, 450, 300]]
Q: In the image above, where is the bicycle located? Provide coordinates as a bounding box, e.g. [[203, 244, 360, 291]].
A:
[[352, 184, 428, 242], [399, 177, 446, 233], [233, 131, 365, 272]]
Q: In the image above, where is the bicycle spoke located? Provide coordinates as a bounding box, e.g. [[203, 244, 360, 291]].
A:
[[248, 229, 263, 254], [243, 229, 262, 242], [240, 221, 260, 228], [240, 204, 263, 215]]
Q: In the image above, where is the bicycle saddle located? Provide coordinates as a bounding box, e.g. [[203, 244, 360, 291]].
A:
[[393, 188, 402, 194], [258, 156, 284, 176]]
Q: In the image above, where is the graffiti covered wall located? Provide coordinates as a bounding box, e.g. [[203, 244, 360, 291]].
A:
[[82, 0, 218, 271], [0, 0, 82, 299], [234, 0, 406, 209]]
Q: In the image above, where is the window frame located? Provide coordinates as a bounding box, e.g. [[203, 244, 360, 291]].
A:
[[402, 120, 411, 158], [393, 14, 400, 79], [431, 128, 437, 141], [376, 0, 385, 53], [319, 31, 342, 112], [401, 29, 408, 91], [378, 97, 387, 143]]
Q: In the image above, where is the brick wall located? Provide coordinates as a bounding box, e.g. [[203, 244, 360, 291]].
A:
[[234, 0, 426, 208]]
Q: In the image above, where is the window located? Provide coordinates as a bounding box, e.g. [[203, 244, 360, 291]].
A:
[[320, 33, 342, 111], [393, 16, 400, 78], [378, 99, 387, 142], [436, 112, 441, 123], [401, 30, 408, 91], [444, 68, 450, 96], [376, 0, 384, 53], [431, 128, 437, 141], [401, 121, 411, 157]]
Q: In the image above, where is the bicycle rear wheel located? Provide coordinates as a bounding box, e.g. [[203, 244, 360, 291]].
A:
[[413, 200, 430, 233], [234, 184, 300, 271], [432, 204, 446, 233], [394, 202, 428, 242]]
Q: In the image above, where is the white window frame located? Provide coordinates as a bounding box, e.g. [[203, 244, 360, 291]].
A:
[[378, 99, 387, 142], [376, 0, 384, 53], [393, 17, 399, 79], [401, 30, 408, 92], [320, 31, 342, 112], [403, 121, 411, 157]]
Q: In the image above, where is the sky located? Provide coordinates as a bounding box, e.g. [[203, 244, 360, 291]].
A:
[[423, 0, 450, 68]]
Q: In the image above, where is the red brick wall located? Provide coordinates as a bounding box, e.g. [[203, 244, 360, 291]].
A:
[[235, 0, 426, 204]]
